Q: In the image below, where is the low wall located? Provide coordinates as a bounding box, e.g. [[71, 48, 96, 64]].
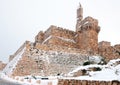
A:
[[58, 79, 120, 85]]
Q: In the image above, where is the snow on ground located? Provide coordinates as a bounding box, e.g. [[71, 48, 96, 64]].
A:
[[67, 64, 103, 76], [68, 58, 120, 81], [57, 36, 76, 43], [0, 74, 58, 85], [42, 35, 52, 44], [42, 35, 76, 44], [1, 58, 120, 84]]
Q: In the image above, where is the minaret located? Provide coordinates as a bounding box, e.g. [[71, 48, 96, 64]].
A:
[[77, 3, 83, 21], [76, 3, 83, 32]]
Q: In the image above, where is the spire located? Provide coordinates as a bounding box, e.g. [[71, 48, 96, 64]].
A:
[[77, 2, 83, 20], [76, 3, 83, 32], [79, 2, 82, 8]]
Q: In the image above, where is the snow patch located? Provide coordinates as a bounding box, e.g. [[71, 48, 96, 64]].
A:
[[42, 35, 76, 44], [67, 58, 120, 81]]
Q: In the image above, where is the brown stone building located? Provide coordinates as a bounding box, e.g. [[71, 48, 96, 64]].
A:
[[3, 3, 120, 76], [35, 4, 100, 54]]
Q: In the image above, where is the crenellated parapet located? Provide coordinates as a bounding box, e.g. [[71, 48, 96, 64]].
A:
[[98, 41, 120, 61], [77, 16, 100, 33], [35, 25, 77, 48], [35, 31, 44, 43], [44, 25, 76, 40]]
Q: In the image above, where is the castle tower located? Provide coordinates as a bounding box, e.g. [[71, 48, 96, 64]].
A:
[[76, 4, 100, 54], [76, 3, 83, 32]]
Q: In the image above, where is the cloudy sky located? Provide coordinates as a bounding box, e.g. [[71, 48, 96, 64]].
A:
[[0, 0, 120, 63]]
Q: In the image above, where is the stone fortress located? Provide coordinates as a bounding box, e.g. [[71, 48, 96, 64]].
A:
[[3, 3, 120, 77]]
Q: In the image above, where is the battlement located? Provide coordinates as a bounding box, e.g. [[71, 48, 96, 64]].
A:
[[44, 25, 76, 39], [77, 16, 100, 33], [99, 41, 111, 49], [35, 25, 77, 48]]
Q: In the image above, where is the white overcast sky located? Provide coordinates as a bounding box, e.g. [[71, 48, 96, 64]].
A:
[[0, 0, 120, 63]]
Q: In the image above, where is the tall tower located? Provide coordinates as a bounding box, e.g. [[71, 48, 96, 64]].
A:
[[76, 3, 100, 54], [76, 3, 83, 32]]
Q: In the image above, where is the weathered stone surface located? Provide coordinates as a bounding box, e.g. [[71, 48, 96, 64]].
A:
[[4, 3, 120, 77], [0, 61, 6, 71], [12, 55, 40, 76], [98, 42, 120, 61], [57, 79, 119, 85]]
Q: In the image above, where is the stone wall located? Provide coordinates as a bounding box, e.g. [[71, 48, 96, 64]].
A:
[[77, 29, 99, 54], [58, 79, 120, 85], [76, 16, 100, 54], [35, 25, 77, 47], [76, 16, 100, 33], [99, 41, 111, 49], [11, 54, 41, 76], [34, 43, 87, 54], [27, 47, 89, 76], [35, 31, 44, 43], [12, 42, 89, 76], [98, 42, 120, 61], [43, 36, 77, 48], [9, 41, 29, 62], [0, 61, 6, 71], [44, 25, 76, 40]]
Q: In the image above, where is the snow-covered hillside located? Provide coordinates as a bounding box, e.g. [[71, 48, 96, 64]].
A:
[[67, 59, 120, 81], [1, 58, 120, 85]]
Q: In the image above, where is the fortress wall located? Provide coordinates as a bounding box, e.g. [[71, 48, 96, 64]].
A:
[[44, 25, 76, 41], [11, 55, 39, 76], [99, 46, 120, 61], [35, 31, 44, 43], [9, 41, 29, 62], [34, 43, 87, 54], [58, 79, 119, 85], [99, 41, 111, 49], [77, 16, 100, 32], [77, 29, 99, 54], [43, 36, 77, 48]]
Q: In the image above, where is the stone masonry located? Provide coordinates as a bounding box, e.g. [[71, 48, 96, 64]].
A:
[[4, 3, 120, 77], [99, 41, 120, 61], [0, 61, 6, 71], [58, 79, 120, 85]]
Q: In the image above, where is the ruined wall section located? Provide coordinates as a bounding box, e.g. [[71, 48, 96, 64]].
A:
[[98, 41, 120, 61]]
